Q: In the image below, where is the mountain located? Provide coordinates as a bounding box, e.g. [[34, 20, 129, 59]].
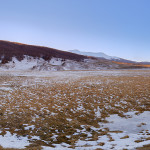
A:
[[69, 50, 150, 69], [139, 62, 150, 65], [0, 40, 115, 71], [0, 41, 88, 63], [69, 50, 120, 60], [0, 40, 149, 71], [69, 50, 149, 64]]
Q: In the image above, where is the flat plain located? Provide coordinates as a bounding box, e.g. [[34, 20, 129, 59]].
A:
[[0, 70, 150, 150]]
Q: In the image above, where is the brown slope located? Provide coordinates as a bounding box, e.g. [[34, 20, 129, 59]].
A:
[[0, 40, 89, 63], [112, 61, 150, 68]]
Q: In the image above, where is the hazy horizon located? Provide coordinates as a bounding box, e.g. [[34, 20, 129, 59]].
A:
[[0, 0, 150, 62]]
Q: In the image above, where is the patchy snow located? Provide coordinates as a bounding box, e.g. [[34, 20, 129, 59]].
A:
[[104, 111, 150, 134], [0, 87, 13, 91], [95, 106, 101, 118], [42, 145, 73, 150], [0, 111, 149, 150], [0, 69, 149, 79], [0, 55, 117, 71], [24, 124, 35, 130], [49, 58, 63, 66], [0, 130, 40, 149], [0, 131, 30, 149], [40, 111, 150, 150], [0, 70, 150, 150], [74, 111, 150, 150], [1, 56, 45, 70]]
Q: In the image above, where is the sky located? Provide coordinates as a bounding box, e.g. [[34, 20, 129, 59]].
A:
[[0, 0, 150, 62]]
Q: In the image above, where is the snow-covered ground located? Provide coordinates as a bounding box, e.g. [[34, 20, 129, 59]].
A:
[[1, 112, 149, 150], [0, 131, 30, 149], [75, 111, 150, 150], [0, 70, 150, 150], [0, 69, 150, 78]]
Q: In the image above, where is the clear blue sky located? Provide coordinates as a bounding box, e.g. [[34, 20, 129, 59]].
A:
[[0, 0, 150, 62]]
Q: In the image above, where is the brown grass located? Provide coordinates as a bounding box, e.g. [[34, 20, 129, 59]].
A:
[[113, 61, 150, 68], [0, 70, 150, 149]]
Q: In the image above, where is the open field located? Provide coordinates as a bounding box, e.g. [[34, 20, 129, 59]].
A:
[[0, 70, 150, 150]]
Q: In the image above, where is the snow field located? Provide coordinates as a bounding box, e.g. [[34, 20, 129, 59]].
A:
[[0, 70, 150, 150]]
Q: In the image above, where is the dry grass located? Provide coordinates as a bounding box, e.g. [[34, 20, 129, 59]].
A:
[[0, 70, 150, 149], [113, 61, 150, 68], [136, 144, 150, 150], [0, 145, 42, 150], [120, 135, 129, 139]]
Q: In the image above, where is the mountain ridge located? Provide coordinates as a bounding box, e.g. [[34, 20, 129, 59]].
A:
[[69, 49, 150, 64], [0, 40, 89, 63], [0, 40, 150, 70], [69, 49, 120, 60]]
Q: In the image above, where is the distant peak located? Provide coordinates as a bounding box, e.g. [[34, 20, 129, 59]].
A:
[[69, 50, 120, 60]]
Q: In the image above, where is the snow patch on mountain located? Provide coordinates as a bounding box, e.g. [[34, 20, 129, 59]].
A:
[[0, 56, 43, 70], [0, 55, 119, 71]]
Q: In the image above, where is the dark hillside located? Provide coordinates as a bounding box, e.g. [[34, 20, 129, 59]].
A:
[[0, 40, 88, 63]]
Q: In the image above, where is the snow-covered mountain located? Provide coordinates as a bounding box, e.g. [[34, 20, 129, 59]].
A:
[[69, 50, 120, 60], [1, 55, 118, 71], [0, 40, 119, 71], [0, 40, 149, 71], [69, 50, 141, 64]]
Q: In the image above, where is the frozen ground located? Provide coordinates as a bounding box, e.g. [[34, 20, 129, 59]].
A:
[[0, 70, 149, 150], [41, 111, 150, 150], [0, 69, 150, 77]]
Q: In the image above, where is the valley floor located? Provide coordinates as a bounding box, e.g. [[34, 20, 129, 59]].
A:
[[0, 70, 150, 150]]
